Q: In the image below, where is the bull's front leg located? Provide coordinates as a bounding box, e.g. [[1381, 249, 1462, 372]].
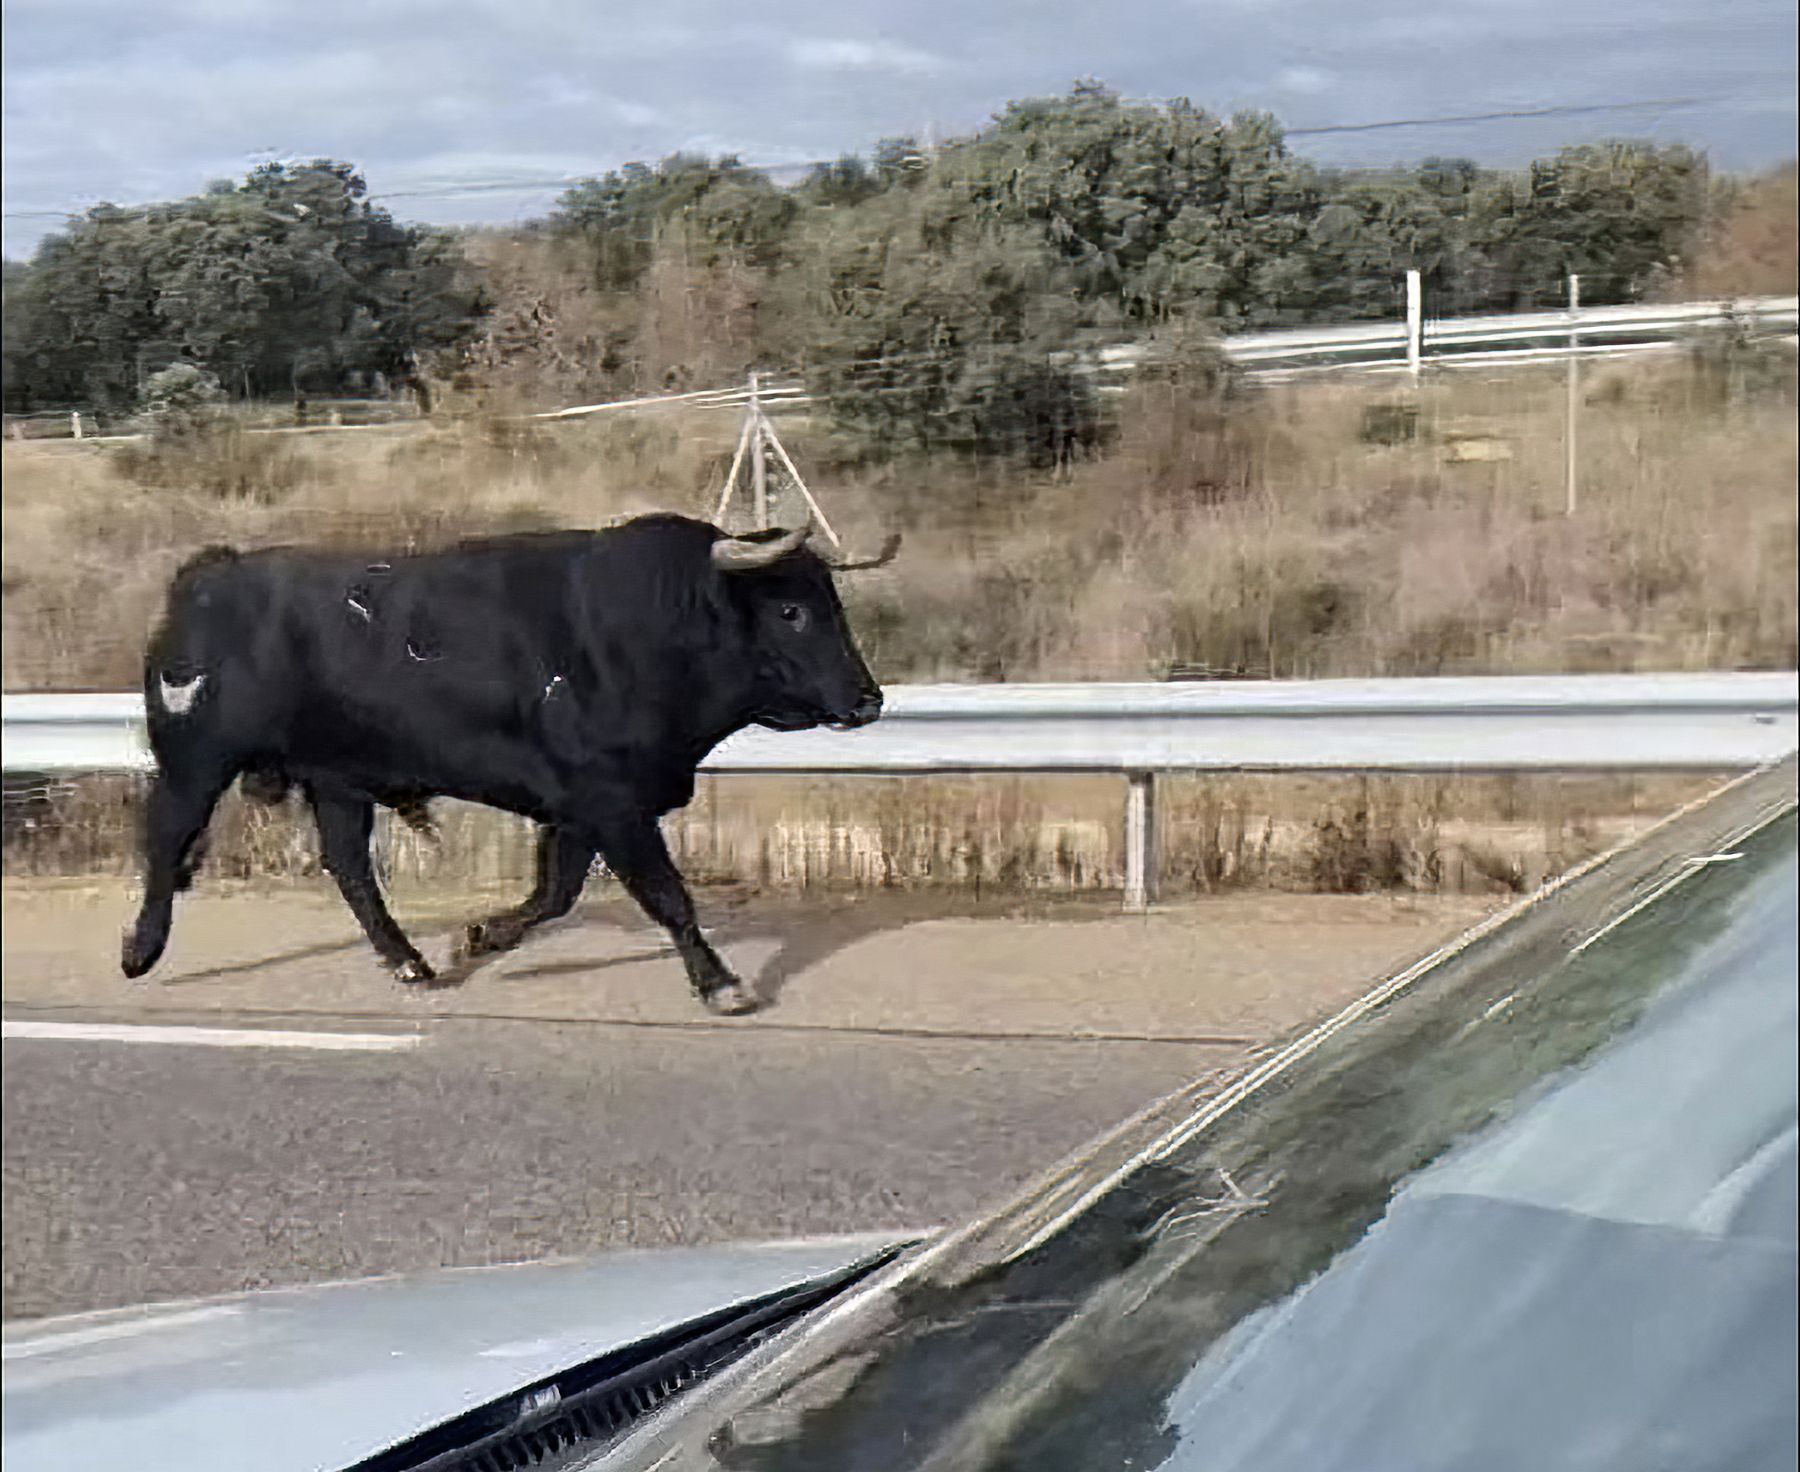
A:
[[585, 810, 756, 1016]]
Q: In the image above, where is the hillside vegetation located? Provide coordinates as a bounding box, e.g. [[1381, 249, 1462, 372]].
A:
[[3, 83, 1794, 898]]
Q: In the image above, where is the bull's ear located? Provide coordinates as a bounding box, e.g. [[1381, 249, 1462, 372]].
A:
[[711, 525, 811, 572]]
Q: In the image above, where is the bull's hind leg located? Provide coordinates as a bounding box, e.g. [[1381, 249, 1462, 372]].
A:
[[308, 791, 433, 983], [461, 825, 595, 958], [587, 812, 755, 1016], [122, 766, 235, 978]]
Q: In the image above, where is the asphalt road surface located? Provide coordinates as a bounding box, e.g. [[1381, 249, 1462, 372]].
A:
[[3, 880, 1495, 1320]]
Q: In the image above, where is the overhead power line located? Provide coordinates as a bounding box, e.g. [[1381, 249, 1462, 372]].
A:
[[0, 93, 1754, 223], [1286, 96, 1712, 137]]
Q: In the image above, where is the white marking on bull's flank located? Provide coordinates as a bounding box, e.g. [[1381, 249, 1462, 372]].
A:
[[2, 1305, 245, 1360], [155, 672, 204, 715], [1, 1020, 421, 1052]]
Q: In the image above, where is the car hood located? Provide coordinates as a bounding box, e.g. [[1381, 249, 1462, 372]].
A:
[[1, 1232, 909, 1472]]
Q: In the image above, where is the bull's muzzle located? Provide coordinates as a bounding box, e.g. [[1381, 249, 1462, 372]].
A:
[[836, 691, 884, 730]]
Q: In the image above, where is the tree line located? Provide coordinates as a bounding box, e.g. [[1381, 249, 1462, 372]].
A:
[[1, 82, 1732, 460], [2, 161, 480, 414]]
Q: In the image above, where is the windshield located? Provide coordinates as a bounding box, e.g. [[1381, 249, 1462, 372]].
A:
[[617, 771, 1796, 1471]]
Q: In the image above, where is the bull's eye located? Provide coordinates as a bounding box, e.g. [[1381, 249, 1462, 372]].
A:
[[779, 603, 809, 632]]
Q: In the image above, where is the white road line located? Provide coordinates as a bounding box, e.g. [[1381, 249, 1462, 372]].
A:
[[1, 1019, 421, 1052], [3, 1305, 244, 1360]]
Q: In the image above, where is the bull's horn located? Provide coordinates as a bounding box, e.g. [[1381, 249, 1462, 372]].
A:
[[828, 533, 902, 572], [711, 525, 811, 572]]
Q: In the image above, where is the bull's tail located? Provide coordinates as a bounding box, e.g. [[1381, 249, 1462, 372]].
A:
[[145, 545, 241, 723]]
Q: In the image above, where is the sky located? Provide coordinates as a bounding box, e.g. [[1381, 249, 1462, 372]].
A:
[[3, 0, 1796, 258]]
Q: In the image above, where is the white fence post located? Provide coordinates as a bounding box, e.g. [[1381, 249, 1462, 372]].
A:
[[1565, 274, 1581, 516], [70, 411, 84, 440], [1123, 771, 1158, 913]]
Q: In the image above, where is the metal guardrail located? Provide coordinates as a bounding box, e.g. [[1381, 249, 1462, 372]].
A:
[[6, 673, 1796, 910]]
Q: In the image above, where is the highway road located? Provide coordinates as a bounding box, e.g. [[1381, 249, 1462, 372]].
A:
[[2, 881, 1494, 1320]]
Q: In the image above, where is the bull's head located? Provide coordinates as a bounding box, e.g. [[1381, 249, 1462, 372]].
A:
[[711, 525, 897, 733]]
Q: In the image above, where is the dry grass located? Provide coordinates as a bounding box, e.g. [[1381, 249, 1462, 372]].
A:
[[2, 345, 1790, 893], [836, 347, 1799, 683], [1, 769, 1718, 902]]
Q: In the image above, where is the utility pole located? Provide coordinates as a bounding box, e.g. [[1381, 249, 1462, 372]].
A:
[[749, 371, 769, 528], [713, 372, 842, 551]]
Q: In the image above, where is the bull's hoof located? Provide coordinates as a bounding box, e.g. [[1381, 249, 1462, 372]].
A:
[[392, 957, 435, 985], [120, 931, 162, 980], [699, 979, 759, 1017], [459, 920, 517, 960]]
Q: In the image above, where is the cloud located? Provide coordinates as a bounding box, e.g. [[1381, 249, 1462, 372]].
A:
[[788, 37, 945, 74], [1275, 66, 1333, 96], [3, 0, 1793, 258], [612, 100, 666, 128]]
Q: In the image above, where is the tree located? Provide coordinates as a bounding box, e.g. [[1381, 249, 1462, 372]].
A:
[[1, 161, 484, 411], [799, 156, 885, 209], [553, 154, 798, 291], [1469, 141, 1709, 307], [1684, 162, 1799, 298], [794, 182, 1101, 463]]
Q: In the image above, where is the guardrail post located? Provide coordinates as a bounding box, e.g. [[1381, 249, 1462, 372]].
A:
[[1565, 274, 1581, 516], [371, 807, 395, 887], [1124, 771, 1158, 913], [1405, 270, 1423, 380]]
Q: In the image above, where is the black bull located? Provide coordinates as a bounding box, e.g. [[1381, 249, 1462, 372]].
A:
[[120, 514, 894, 1015]]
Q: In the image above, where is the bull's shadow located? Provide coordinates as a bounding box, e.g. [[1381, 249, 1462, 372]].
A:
[[444, 885, 1120, 1013], [146, 879, 1122, 1012]]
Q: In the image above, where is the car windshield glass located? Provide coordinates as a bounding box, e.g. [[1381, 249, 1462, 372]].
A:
[[629, 782, 1796, 1472]]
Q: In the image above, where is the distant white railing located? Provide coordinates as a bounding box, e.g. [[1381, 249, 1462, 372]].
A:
[[12, 293, 1793, 444], [7, 674, 1795, 910], [1107, 293, 1800, 381]]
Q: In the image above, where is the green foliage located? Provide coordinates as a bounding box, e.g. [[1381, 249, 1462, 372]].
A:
[[789, 185, 1102, 463], [2, 160, 485, 412], [140, 362, 226, 430], [553, 154, 799, 291], [771, 86, 1708, 456], [3, 90, 1719, 464], [115, 364, 303, 502]]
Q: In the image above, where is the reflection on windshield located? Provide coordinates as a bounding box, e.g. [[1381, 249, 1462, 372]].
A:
[[677, 796, 1796, 1472], [1155, 834, 1796, 1471]]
